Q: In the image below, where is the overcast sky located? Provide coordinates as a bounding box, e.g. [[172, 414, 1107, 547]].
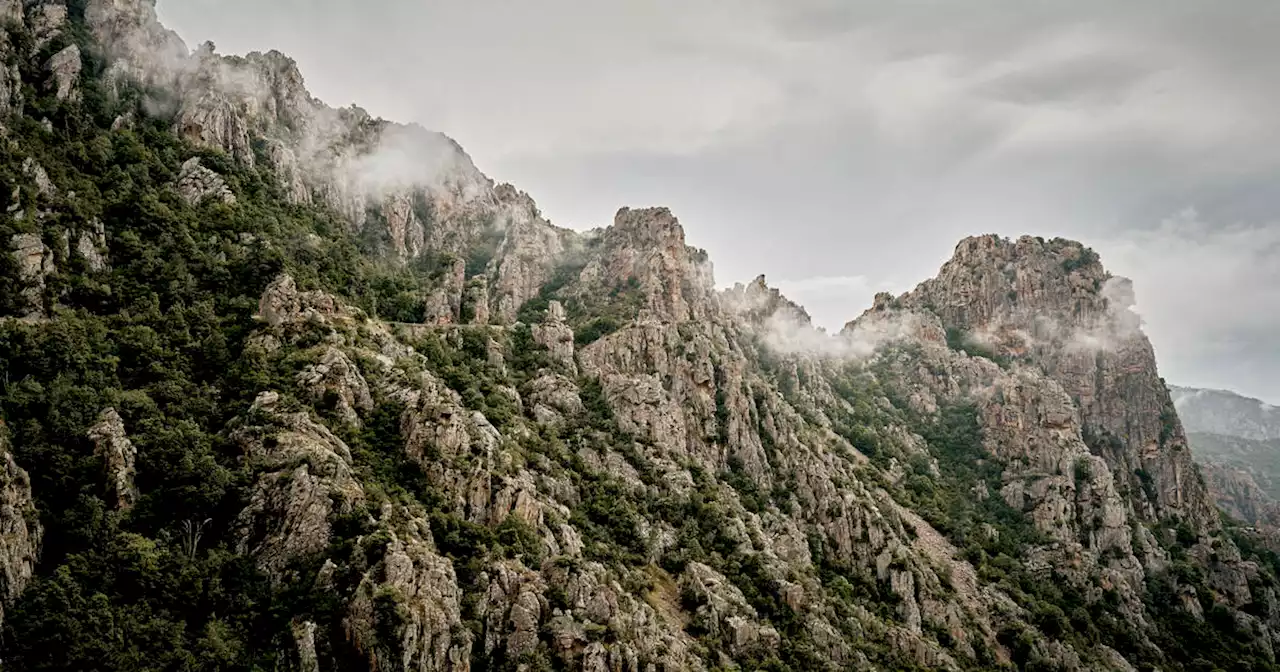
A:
[[156, 0, 1280, 403]]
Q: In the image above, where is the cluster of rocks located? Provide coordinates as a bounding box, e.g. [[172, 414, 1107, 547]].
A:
[[176, 157, 236, 205], [0, 2, 1262, 669]]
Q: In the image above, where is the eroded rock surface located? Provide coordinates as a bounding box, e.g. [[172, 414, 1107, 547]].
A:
[[177, 157, 236, 205], [88, 408, 137, 510]]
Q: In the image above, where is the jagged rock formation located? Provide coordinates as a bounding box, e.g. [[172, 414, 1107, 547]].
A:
[[8, 232, 50, 318], [74, 218, 107, 271], [88, 408, 136, 510], [43, 44, 79, 101], [82, 0, 574, 321], [530, 300, 575, 372], [0, 428, 41, 630], [29, 2, 67, 52], [897, 235, 1218, 535], [0, 2, 1277, 671], [231, 390, 367, 580], [176, 157, 235, 205]]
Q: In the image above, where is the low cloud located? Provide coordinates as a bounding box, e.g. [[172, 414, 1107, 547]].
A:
[[1092, 209, 1280, 401], [767, 275, 902, 333], [96, 8, 481, 210], [156, 1, 1280, 401]]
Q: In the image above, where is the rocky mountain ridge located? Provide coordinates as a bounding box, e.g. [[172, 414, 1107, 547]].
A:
[[1169, 386, 1280, 533], [0, 1, 1277, 671], [1172, 386, 1280, 442]]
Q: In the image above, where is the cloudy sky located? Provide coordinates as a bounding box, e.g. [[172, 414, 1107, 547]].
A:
[[156, 0, 1280, 403]]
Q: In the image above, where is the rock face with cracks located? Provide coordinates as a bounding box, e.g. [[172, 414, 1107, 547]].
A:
[[0, 2, 1276, 671]]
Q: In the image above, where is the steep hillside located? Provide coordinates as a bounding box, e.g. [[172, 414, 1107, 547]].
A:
[[1, 2, 1280, 671], [1173, 386, 1280, 442], [1171, 386, 1280, 530]]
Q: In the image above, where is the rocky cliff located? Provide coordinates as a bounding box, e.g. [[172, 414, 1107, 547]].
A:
[[0, 2, 1278, 671]]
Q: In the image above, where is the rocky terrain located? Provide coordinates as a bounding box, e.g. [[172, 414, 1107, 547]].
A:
[[1173, 386, 1280, 443], [0, 1, 1278, 671], [1170, 387, 1280, 532]]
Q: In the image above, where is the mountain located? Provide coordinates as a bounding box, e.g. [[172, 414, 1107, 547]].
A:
[[1170, 386, 1280, 531], [1, 2, 1280, 671], [1172, 386, 1280, 442]]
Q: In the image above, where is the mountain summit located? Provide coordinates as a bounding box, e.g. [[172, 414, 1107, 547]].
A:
[[0, 2, 1277, 671]]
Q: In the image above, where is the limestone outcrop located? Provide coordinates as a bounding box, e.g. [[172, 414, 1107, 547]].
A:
[[88, 408, 137, 510], [0, 429, 41, 630], [9, 233, 52, 319], [177, 157, 236, 205], [231, 391, 366, 580]]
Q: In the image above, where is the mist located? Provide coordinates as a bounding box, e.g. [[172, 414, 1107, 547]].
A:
[[155, 0, 1280, 402]]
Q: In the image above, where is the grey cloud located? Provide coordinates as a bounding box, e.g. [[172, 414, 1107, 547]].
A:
[[156, 0, 1280, 402], [976, 55, 1159, 107]]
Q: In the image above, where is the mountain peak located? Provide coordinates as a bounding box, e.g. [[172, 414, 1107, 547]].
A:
[[2, 4, 1277, 670], [896, 231, 1218, 532], [902, 233, 1134, 344]]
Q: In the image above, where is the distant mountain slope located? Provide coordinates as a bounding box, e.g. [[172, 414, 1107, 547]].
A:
[[1186, 431, 1280, 499], [1171, 386, 1280, 528], [1171, 385, 1280, 441]]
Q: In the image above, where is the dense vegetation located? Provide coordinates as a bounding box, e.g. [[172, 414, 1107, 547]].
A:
[[3, 6, 1280, 672], [0, 11, 472, 668]]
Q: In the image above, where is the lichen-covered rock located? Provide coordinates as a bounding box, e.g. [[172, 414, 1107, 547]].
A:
[[464, 276, 490, 325], [44, 44, 81, 102], [258, 273, 360, 328], [0, 50, 20, 121], [382, 193, 425, 259], [296, 346, 374, 427], [525, 373, 583, 426], [477, 561, 546, 661], [88, 408, 137, 511], [292, 620, 320, 672], [176, 157, 236, 205], [0, 0, 20, 26], [531, 300, 575, 371], [9, 233, 52, 319], [231, 391, 365, 579], [575, 207, 714, 323], [424, 258, 466, 325], [176, 90, 255, 165], [21, 157, 56, 200], [488, 186, 572, 322], [345, 519, 472, 672], [30, 3, 68, 51], [75, 219, 108, 272], [0, 428, 41, 629]]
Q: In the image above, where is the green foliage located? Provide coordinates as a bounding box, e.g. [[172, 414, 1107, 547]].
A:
[[0, 13, 500, 667], [903, 404, 1048, 558], [573, 315, 623, 346], [564, 275, 645, 345], [1061, 247, 1100, 273], [405, 328, 519, 429], [3, 8, 1277, 672], [944, 328, 1012, 369]]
